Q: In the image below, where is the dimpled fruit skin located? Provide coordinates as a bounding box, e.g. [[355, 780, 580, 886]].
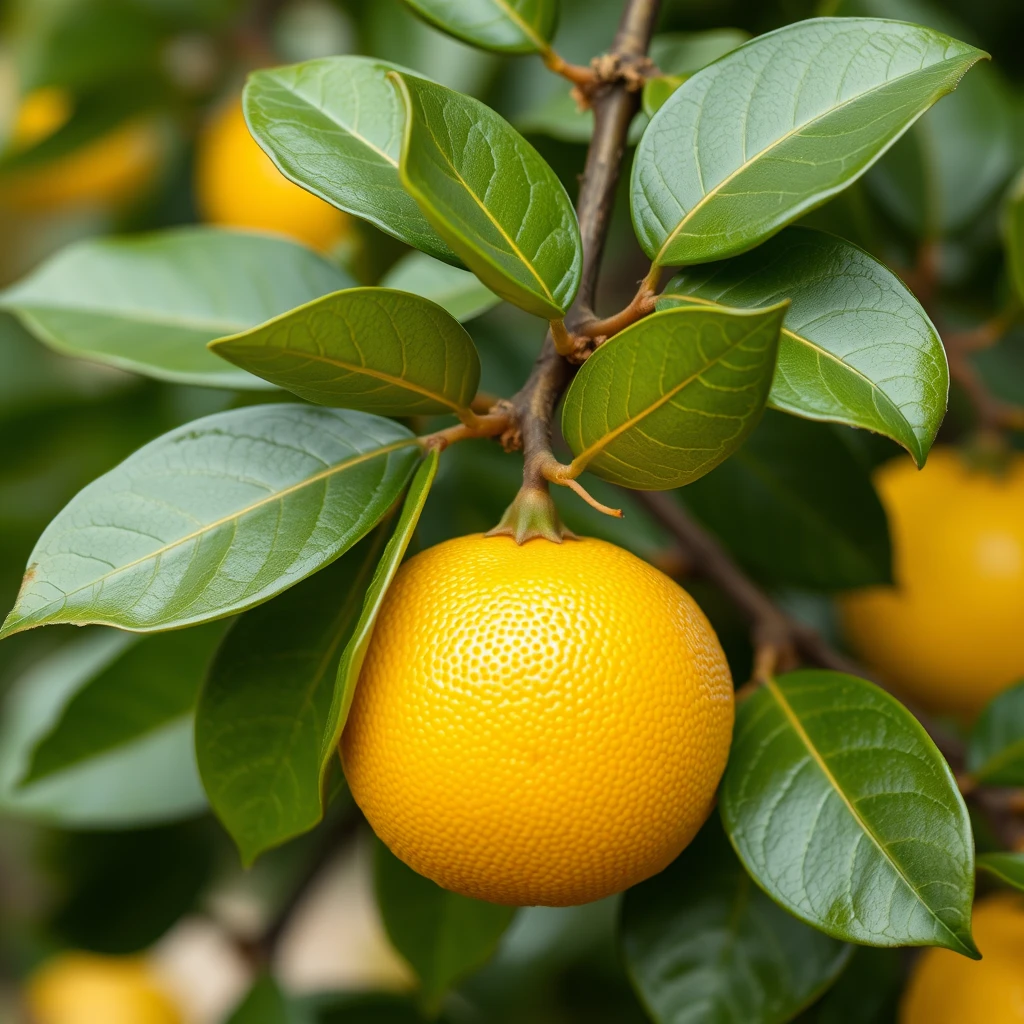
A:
[[26, 953, 182, 1024], [840, 448, 1024, 719], [901, 893, 1024, 1023], [341, 534, 735, 907], [195, 100, 349, 252]]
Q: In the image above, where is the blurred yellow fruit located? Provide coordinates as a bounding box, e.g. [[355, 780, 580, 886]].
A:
[[839, 448, 1024, 718], [901, 893, 1024, 1023], [342, 534, 735, 907], [25, 953, 182, 1024], [2, 88, 162, 211], [195, 99, 349, 252]]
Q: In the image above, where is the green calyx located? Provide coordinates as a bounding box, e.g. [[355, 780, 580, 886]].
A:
[[486, 486, 577, 545]]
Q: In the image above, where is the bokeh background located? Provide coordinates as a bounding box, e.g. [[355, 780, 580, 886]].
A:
[[1, 0, 1023, 1021]]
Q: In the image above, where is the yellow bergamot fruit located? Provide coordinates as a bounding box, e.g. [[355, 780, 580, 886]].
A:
[[195, 98, 350, 252], [840, 447, 1024, 718], [2, 87, 163, 211], [901, 893, 1024, 1023], [25, 952, 182, 1024], [341, 534, 735, 907]]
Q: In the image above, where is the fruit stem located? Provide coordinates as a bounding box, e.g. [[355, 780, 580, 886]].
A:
[[487, 486, 577, 544]]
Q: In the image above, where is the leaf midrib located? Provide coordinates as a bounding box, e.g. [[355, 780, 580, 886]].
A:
[[488, 0, 548, 50], [8, 301, 250, 336], [764, 676, 971, 954], [569, 313, 773, 472], [1, 437, 420, 636], [214, 341, 466, 413], [653, 51, 978, 264]]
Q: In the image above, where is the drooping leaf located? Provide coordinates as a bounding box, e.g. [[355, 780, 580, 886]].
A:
[[560, 303, 786, 489], [210, 289, 481, 417], [244, 57, 457, 263], [325, 451, 438, 763], [721, 670, 977, 955], [196, 532, 388, 865], [380, 252, 501, 322], [966, 680, 1024, 786], [400, 0, 558, 54], [0, 405, 421, 637], [682, 411, 891, 590], [22, 621, 225, 785], [657, 228, 948, 466], [0, 228, 352, 388], [1005, 169, 1024, 306], [375, 840, 515, 1013], [641, 29, 750, 117], [393, 73, 581, 320], [977, 853, 1024, 893], [622, 817, 851, 1024], [631, 18, 987, 266], [0, 631, 207, 827]]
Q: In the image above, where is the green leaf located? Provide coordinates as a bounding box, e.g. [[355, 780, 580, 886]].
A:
[[631, 18, 987, 266], [326, 451, 439, 763], [966, 680, 1024, 786], [721, 670, 977, 955], [196, 532, 387, 865], [977, 853, 1024, 893], [380, 252, 501, 322], [0, 228, 353, 388], [226, 975, 307, 1024], [393, 73, 582, 320], [211, 289, 481, 417], [560, 303, 786, 489], [658, 228, 948, 466], [795, 947, 903, 1024], [622, 817, 851, 1024], [0, 405, 421, 637], [641, 29, 750, 117], [22, 621, 225, 785], [244, 57, 457, 263], [375, 840, 515, 1013], [1005, 169, 1024, 306], [0, 631, 207, 827], [400, 0, 558, 54], [683, 411, 891, 590]]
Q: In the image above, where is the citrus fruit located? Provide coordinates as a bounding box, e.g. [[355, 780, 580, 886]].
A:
[[25, 952, 182, 1024], [341, 534, 735, 907], [901, 893, 1024, 1023], [2, 88, 163, 211], [195, 98, 350, 252], [839, 448, 1024, 718]]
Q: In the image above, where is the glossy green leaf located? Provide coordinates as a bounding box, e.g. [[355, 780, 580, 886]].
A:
[[375, 840, 515, 1013], [966, 680, 1024, 786], [210, 289, 481, 417], [631, 18, 987, 266], [196, 532, 388, 865], [623, 817, 850, 1024], [326, 451, 438, 763], [641, 29, 749, 118], [401, 0, 558, 54], [721, 670, 977, 955], [560, 303, 786, 489], [393, 73, 581, 320], [977, 853, 1024, 892], [0, 631, 206, 827], [0, 228, 352, 388], [683, 411, 891, 590], [244, 57, 457, 263], [23, 621, 225, 785], [0, 405, 421, 637], [1005, 169, 1024, 306], [658, 228, 948, 466], [380, 252, 501, 322]]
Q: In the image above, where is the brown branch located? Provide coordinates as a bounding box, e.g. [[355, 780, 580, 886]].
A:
[[510, 0, 662, 492], [577, 265, 661, 342], [631, 489, 1024, 852]]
